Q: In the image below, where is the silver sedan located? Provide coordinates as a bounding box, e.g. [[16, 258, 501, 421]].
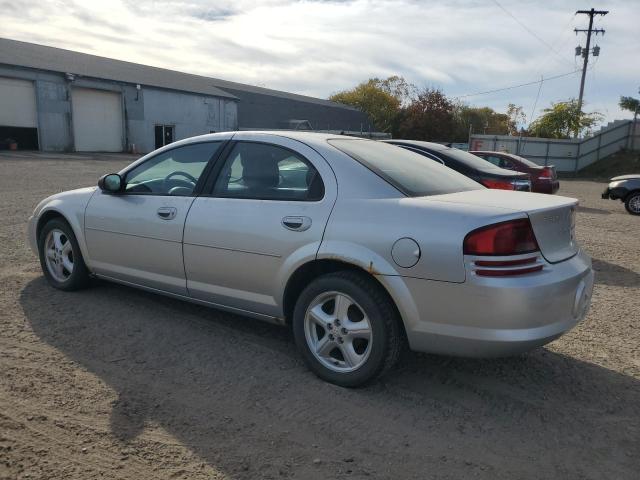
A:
[[27, 131, 594, 387]]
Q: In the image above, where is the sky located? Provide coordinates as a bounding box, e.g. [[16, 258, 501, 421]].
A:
[[1, 0, 639, 128]]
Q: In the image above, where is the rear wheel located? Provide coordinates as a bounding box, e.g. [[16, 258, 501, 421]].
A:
[[624, 191, 640, 215], [38, 218, 90, 291], [292, 271, 403, 387]]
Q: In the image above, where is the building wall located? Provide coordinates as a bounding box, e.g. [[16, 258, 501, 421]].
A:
[[1, 64, 370, 152], [221, 87, 371, 132], [131, 89, 237, 153], [0, 65, 238, 152]]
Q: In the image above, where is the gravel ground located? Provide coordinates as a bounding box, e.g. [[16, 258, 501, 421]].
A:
[[1, 151, 638, 480]]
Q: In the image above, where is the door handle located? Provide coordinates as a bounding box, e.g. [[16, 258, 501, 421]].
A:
[[157, 207, 177, 220], [282, 216, 312, 232]]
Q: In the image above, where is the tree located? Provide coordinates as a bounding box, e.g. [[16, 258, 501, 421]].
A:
[[529, 99, 602, 139], [452, 104, 512, 141], [376, 75, 416, 106], [394, 88, 456, 141], [619, 95, 640, 115], [506, 104, 526, 135], [620, 95, 639, 129], [329, 76, 414, 132], [620, 95, 640, 151]]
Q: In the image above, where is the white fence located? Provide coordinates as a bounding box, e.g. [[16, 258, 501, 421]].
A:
[[469, 120, 639, 172]]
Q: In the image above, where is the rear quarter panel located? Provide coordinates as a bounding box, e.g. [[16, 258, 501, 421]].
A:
[[319, 197, 525, 283]]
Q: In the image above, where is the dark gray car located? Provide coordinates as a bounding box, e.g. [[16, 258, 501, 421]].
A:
[[602, 174, 640, 215]]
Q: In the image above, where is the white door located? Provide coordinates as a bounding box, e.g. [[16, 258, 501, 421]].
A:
[[0, 77, 37, 127], [72, 88, 123, 152]]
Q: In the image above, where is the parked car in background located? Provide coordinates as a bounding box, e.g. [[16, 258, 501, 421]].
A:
[[28, 132, 593, 387], [384, 140, 532, 191], [602, 174, 640, 215], [471, 151, 559, 194]]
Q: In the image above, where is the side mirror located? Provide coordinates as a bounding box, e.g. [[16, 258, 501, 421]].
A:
[[98, 173, 123, 193]]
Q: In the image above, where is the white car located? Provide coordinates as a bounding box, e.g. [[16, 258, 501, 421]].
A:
[[27, 132, 594, 386]]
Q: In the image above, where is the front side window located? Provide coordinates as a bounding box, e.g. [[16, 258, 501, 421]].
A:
[[125, 142, 222, 196], [329, 139, 483, 197], [212, 142, 324, 201]]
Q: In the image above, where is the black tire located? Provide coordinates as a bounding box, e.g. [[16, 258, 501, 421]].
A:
[[292, 270, 404, 387], [624, 191, 640, 215], [38, 218, 91, 291]]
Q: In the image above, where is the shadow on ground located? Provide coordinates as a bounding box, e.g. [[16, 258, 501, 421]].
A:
[[576, 206, 611, 215], [20, 278, 640, 480], [592, 258, 640, 286]]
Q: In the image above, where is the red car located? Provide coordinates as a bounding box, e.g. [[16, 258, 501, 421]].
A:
[[471, 151, 559, 194]]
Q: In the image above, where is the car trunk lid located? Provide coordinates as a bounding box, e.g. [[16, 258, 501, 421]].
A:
[[428, 190, 579, 263]]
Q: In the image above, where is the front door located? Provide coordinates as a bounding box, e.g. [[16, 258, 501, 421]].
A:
[[84, 140, 226, 294], [183, 133, 337, 317]]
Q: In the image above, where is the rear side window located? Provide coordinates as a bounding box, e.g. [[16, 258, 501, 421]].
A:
[[328, 139, 483, 197], [478, 154, 512, 169], [212, 142, 324, 201]]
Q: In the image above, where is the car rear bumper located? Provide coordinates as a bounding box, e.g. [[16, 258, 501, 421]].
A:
[[393, 249, 593, 357], [533, 179, 560, 194]]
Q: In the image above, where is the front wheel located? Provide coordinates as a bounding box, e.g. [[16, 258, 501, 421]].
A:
[[38, 218, 91, 291], [624, 191, 640, 215], [292, 271, 403, 387]]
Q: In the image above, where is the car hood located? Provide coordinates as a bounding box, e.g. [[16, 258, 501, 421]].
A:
[[610, 174, 640, 181]]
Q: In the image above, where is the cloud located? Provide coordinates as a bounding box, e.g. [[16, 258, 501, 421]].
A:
[[1, 0, 637, 124]]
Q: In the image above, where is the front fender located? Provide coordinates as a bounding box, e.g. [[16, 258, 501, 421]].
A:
[[29, 187, 97, 269]]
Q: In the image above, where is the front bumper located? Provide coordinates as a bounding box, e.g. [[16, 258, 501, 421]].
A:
[[602, 186, 628, 200], [26, 215, 38, 255], [396, 250, 593, 357]]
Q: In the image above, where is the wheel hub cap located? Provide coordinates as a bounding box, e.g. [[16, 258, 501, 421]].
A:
[[44, 229, 74, 282], [304, 292, 373, 373]]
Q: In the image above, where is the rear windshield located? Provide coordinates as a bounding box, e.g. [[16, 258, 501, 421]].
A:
[[508, 153, 542, 169], [329, 139, 483, 197], [435, 147, 504, 171]]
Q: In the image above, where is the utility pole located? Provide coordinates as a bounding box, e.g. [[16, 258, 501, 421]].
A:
[[575, 8, 608, 115]]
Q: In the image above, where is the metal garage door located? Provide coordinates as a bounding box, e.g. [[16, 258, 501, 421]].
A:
[[0, 77, 37, 127], [72, 88, 123, 152]]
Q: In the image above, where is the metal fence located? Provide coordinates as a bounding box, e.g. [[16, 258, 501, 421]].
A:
[[469, 120, 639, 172]]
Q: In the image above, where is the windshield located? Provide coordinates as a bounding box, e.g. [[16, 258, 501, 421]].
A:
[[329, 139, 483, 197]]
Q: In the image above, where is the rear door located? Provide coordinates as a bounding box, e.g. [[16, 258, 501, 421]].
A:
[[183, 133, 337, 317], [84, 139, 227, 294]]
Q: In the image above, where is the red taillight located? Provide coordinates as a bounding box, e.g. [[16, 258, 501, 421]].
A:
[[480, 178, 515, 190], [538, 167, 553, 179], [463, 219, 539, 256]]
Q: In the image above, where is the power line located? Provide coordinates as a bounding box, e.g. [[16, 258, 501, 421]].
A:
[[491, 0, 575, 68], [455, 70, 580, 99]]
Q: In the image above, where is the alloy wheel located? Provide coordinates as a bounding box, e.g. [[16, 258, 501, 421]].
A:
[[44, 228, 74, 282], [304, 291, 373, 373]]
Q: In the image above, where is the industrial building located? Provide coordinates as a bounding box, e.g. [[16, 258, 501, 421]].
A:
[[0, 38, 371, 153]]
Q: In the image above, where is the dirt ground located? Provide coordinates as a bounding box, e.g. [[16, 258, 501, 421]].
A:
[[1, 151, 638, 480]]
